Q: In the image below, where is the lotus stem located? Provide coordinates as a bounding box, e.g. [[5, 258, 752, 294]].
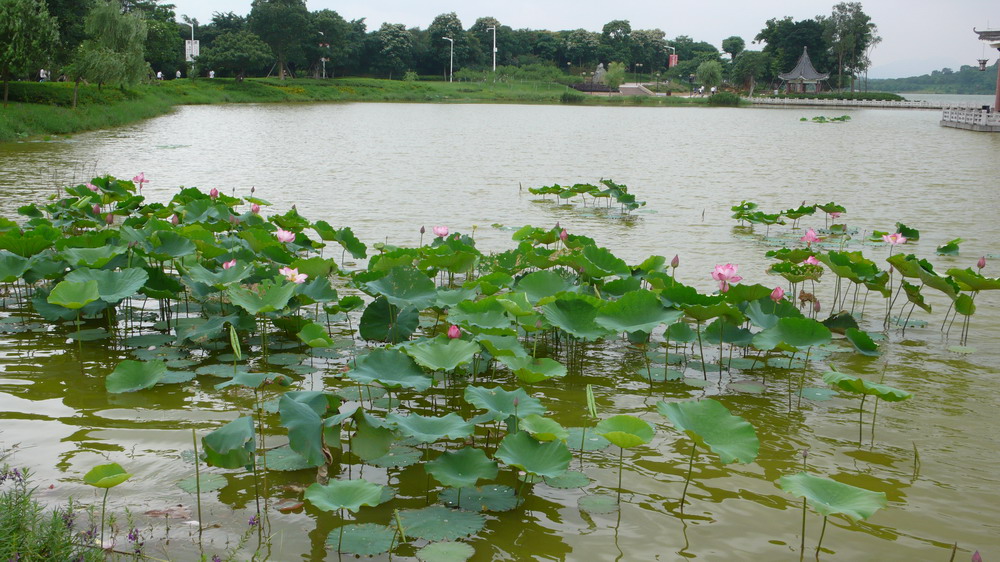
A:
[[796, 347, 812, 409], [870, 396, 880, 445], [815, 516, 828, 556], [192, 429, 203, 547], [679, 442, 697, 512], [799, 497, 807, 558], [695, 322, 707, 380], [616, 446, 624, 503], [100, 487, 109, 548], [858, 395, 867, 445]]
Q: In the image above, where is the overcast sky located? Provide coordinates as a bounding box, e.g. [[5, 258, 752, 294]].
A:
[[167, 0, 1000, 78]]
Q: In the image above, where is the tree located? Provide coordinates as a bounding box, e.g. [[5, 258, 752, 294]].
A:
[[195, 30, 271, 79], [605, 60, 626, 90], [426, 13, 470, 77], [68, 1, 148, 105], [697, 60, 722, 89], [249, 0, 308, 80], [755, 17, 830, 81], [305, 9, 350, 78], [599, 19, 632, 65], [729, 50, 771, 94], [632, 29, 668, 71], [0, 0, 58, 106], [375, 22, 411, 79], [565, 28, 599, 68], [824, 2, 878, 90], [42, 0, 88, 65], [722, 36, 745, 60]]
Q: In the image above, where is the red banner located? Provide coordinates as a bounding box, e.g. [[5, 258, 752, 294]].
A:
[[668, 54, 679, 68]]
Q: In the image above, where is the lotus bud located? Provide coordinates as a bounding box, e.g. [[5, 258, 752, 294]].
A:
[[229, 215, 239, 225], [978, 256, 987, 270], [420, 225, 425, 234], [251, 203, 260, 214], [555, 221, 560, 230], [671, 254, 680, 269], [512, 397, 519, 407], [105, 213, 114, 225], [171, 214, 179, 225], [972, 551, 982, 562], [535, 319, 543, 330], [447, 325, 461, 339], [250, 185, 255, 194], [209, 188, 219, 199], [813, 299, 821, 313], [560, 229, 568, 242], [770, 286, 784, 302], [92, 204, 101, 215]]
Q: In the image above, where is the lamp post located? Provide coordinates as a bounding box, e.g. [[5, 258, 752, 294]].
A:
[[318, 31, 327, 79], [486, 26, 496, 71], [442, 36, 454, 82], [180, 20, 195, 77], [666, 45, 676, 69], [635, 63, 643, 85], [655, 72, 660, 93]]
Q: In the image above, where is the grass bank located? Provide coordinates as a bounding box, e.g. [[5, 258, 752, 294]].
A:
[[0, 77, 711, 143]]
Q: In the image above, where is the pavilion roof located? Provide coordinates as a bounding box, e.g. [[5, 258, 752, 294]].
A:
[[778, 47, 830, 81], [974, 28, 1000, 42]]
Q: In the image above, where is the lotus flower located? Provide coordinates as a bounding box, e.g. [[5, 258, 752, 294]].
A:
[[171, 214, 180, 225], [803, 255, 820, 265], [86, 183, 98, 192], [278, 266, 307, 284], [251, 203, 260, 214], [711, 263, 743, 293], [447, 325, 461, 339], [275, 229, 295, 243], [671, 254, 680, 269], [432, 226, 448, 238], [770, 286, 785, 302], [829, 211, 841, 219], [800, 228, 820, 245], [560, 229, 568, 242], [882, 233, 907, 245], [978, 256, 986, 270], [132, 173, 147, 190], [209, 188, 219, 199], [419, 225, 426, 234], [222, 259, 237, 270], [92, 204, 101, 215]]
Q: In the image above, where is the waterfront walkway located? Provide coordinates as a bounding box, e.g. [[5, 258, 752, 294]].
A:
[[745, 97, 986, 110]]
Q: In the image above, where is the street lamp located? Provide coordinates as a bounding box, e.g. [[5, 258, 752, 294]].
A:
[[442, 36, 454, 82], [180, 19, 195, 76], [666, 45, 676, 69], [486, 26, 496, 72], [318, 31, 328, 78], [635, 63, 643, 85]]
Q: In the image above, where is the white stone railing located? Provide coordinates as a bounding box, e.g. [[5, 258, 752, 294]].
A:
[[941, 107, 1000, 126], [746, 97, 985, 109]]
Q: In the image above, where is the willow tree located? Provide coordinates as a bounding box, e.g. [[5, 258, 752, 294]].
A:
[[0, 0, 58, 106], [67, 1, 148, 106]]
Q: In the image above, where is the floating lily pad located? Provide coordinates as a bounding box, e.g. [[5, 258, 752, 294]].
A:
[[68, 328, 110, 341], [160, 370, 196, 385], [416, 541, 475, 562], [106, 360, 167, 393], [305, 479, 384, 513], [328, 523, 395, 556], [177, 473, 227, 493], [726, 357, 760, 370], [440, 484, 519, 512], [495, 431, 571, 479], [398, 506, 486, 541], [367, 446, 421, 469], [565, 427, 610, 452], [545, 470, 591, 489], [266, 353, 306, 366], [265, 446, 318, 471], [947, 345, 976, 354], [728, 380, 766, 394], [578, 493, 619, 514], [335, 385, 387, 402], [683, 377, 711, 388], [799, 387, 837, 401], [425, 447, 498, 489]]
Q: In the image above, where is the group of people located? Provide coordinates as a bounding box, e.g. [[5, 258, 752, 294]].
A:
[[155, 69, 215, 80], [693, 85, 718, 96]]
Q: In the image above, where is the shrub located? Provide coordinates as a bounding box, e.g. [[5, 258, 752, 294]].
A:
[[561, 91, 585, 104], [707, 92, 741, 106]]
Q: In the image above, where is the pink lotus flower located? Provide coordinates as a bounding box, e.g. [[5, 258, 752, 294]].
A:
[[278, 266, 307, 284], [559, 229, 568, 242], [432, 226, 448, 238], [171, 214, 180, 225], [222, 259, 237, 270], [132, 173, 147, 189], [275, 229, 295, 243], [829, 211, 841, 219], [447, 325, 461, 339], [711, 263, 743, 293], [800, 228, 820, 245], [882, 232, 907, 245], [671, 254, 680, 269], [977, 256, 986, 270], [86, 183, 98, 192], [209, 188, 219, 199], [251, 203, 260, 214], [803, 255, 820, 265], [770, 286, 785, 302]]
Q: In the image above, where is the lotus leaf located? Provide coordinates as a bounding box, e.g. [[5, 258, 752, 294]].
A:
[[440, 484, 519, 512], [279, 394, 326, 467], [517, 270, 579, 303], [416, 541, 476, 562], [425, 447, 498, 488], [387, 412, 474, 443], [594, 415, 655, 449], [519, 414, 568, 441], [595, 289, 683, 333], [358, 296, 419, 343], [495, 431, 571, 478], [753, 317, 831, 352], [405, 336, 480, 372], [447, 297, 510, 331], [346, 348, 432, 391], [297, 322, 333, 348], [497, 356, 566, 383], [845, 328, 879, 356], [176, 473, 227, 493], [0, 251, 28, 282], [83, 463, 132, 488], [202, 416, 255, 469], [264, 446, 317, 472], [398, 506, 486, 542], [822, 370, 912, 401], [106, 359, 167, 393], [351, 410, 395, 461], [778, 471, 887, 519], [475, 334, 528, 358], [363, 266, 437, 310], [657, 399, 759, 464], [47, 280, 99, 310], [463, 386, 545, 421], [305, 479, 384, 513], [540, 293, 609, 340]]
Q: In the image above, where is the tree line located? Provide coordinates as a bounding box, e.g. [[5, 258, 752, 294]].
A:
[[0, 0, 880, 99]]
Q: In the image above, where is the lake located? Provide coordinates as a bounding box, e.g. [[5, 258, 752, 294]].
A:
[[0, 100, 998, 560]]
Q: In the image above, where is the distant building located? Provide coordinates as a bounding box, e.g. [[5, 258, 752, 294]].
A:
[[778, 47, 829, 94]]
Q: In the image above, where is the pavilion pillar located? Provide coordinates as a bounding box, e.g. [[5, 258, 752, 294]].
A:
[[995, 49, 1000, 111]]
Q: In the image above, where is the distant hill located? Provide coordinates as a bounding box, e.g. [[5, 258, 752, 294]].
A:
[[866, 63, 997, 94]]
